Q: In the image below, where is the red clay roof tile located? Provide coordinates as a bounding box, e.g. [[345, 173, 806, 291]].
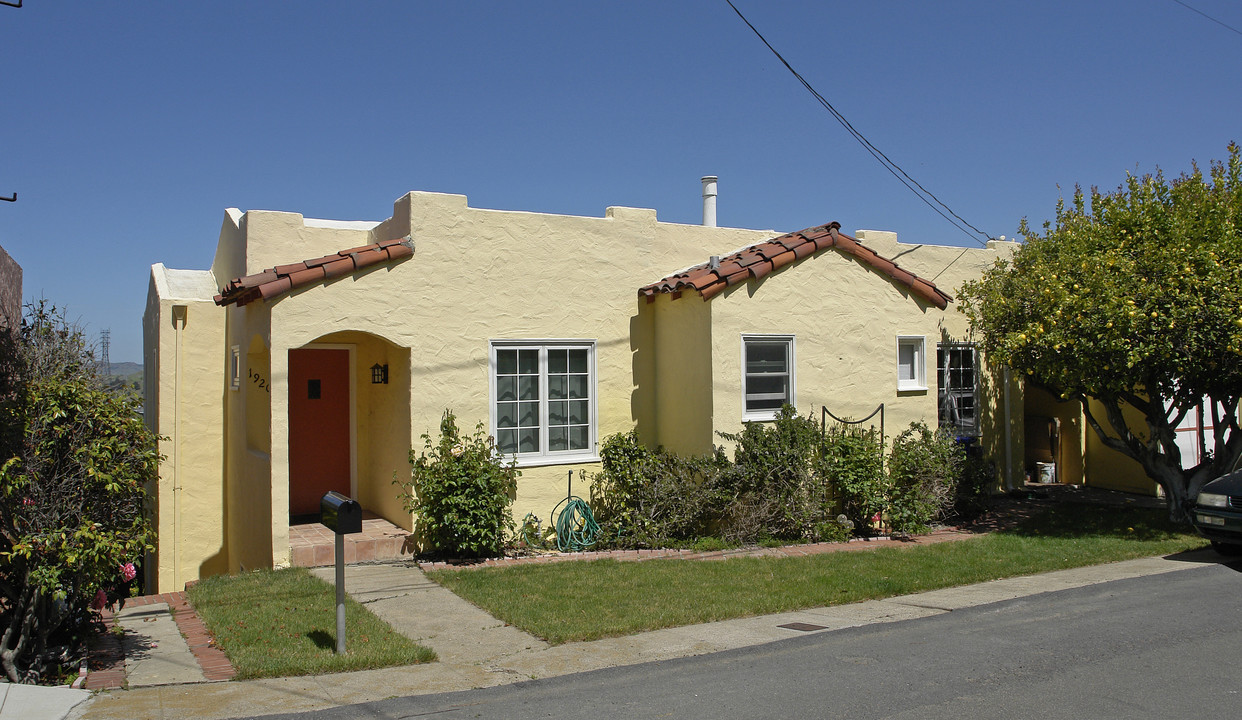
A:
[[215, 237, 414, 307], [769, 249, 798, 272], [321, 257, 355, 280], [639, 222, 953, 310]]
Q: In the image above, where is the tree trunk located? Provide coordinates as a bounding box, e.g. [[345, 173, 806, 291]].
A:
[[1161, 477, 1192, 525]]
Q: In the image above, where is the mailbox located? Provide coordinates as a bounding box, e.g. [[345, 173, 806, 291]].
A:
[[320, 491, 362, 534]]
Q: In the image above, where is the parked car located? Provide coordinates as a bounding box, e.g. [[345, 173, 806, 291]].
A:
[[1192, 471, 1242, 555]]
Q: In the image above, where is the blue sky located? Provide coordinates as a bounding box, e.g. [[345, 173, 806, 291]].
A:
[[2, 1, 1239, 362]]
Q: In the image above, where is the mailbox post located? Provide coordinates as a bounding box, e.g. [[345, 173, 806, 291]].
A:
[[320, 491, 362, 654]]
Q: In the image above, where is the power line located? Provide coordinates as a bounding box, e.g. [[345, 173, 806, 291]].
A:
[[1171, 0, 1242, 37], [725, 1, 992, 246]]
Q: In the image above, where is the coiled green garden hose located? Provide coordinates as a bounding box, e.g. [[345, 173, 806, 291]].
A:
[[552, 496, 600, 552]]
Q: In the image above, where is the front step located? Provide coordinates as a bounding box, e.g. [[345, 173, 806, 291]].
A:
[[289, 512, 413, 567]]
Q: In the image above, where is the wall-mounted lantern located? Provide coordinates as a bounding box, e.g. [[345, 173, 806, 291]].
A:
[[370, 363, 389, 385]]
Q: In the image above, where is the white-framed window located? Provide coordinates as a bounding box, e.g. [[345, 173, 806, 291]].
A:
[[897, 336, 927, 391], [937, 342, 978, 436], [230, 345, 241, 391], [490, 340, 597, 465], [742, 334, 795, 421]]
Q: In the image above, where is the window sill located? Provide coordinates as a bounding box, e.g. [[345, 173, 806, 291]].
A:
[[897, 385, 928, 394], [742, 412, 779, 423], [508, 453, 601, 469]]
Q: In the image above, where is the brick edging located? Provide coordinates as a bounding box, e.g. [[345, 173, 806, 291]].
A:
[[167, 593, 236, 681], [416, 527, 976, 571], [84, 607, 125, 690], [86, 590, 236, 688]]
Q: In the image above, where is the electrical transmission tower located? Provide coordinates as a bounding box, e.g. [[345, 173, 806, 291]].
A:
[[100, 329, 111, 376]]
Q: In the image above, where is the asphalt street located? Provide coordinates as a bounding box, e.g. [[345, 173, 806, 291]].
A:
[[240, 556, 1242, 720]]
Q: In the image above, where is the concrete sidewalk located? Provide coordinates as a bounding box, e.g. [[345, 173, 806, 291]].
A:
[[0, 684, 89, 720], [70, 550, 1219, 720]]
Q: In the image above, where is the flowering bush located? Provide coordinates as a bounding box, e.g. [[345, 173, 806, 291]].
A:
[[0, 302, 157, 684]]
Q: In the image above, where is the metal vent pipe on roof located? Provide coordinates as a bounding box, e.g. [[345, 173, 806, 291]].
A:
[[701, 175, 718, 227]]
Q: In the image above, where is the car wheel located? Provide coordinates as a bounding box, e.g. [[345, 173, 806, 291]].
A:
[[1210, 540, 1242, 556]]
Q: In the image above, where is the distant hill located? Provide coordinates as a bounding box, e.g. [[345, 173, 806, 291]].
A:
[[98, 361, 143, 396], [102, 361, 142, 377]]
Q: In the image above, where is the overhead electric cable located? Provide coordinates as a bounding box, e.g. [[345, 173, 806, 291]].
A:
[[725, 0, 991, 246], [1171, 0, 1242, 37]]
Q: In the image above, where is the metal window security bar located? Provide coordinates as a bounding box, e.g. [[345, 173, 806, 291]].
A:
[[937, 344, 978, 437]]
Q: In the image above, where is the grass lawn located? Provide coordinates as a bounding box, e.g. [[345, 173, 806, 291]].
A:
[[187, 567, 435, 679], [428, 504, 1207, 644]]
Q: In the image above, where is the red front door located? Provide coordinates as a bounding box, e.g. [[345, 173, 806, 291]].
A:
[[288, 348, 351, 517]]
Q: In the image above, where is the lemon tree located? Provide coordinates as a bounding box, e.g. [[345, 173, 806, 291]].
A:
[[960, 145, 1242, 522]]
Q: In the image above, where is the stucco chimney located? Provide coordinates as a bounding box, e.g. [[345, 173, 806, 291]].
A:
[[701, 176, 718, 228]]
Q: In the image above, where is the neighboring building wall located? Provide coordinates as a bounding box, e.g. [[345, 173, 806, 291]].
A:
[[0, 243, 20, 330], [1082, 397, 1160, 496], [1024, 384, 1085, 486], [143, 265, 229, 592]]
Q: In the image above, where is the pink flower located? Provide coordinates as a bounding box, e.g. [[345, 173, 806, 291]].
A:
[[90, 589, 107, 610], [21, 497, 33, 506], [119, 562, 137, 582]]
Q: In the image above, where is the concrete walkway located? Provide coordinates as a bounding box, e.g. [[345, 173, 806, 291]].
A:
[[115, 603, 206, 687], [71, 549, 1220, 720]]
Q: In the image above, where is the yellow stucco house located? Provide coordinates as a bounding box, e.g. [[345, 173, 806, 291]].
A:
[[144, 189, 1036, 593]]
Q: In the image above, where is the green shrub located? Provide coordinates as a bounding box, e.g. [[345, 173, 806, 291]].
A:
[[718, 406, 830, 541], [590, 409, 997, 546], [692, 536, 730, 552], [812, 516, 853, 544], [591, 409, 896, 547], [818, 423, 887, 535], [396, 410, 518, 557], [588, 431, 729, 548], [955, 453, 998, 518], [887, 423, 962, 534]]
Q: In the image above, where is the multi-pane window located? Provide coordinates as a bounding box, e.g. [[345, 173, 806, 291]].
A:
[[492, 342, 595, 462], [743, 335, 794, 420], [897, 336, 926, 390], [1174, 398, 1226, 466], [937, 342, 978, 436]]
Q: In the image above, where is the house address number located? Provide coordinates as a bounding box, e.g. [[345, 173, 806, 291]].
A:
[[248, 367, 270, 393]]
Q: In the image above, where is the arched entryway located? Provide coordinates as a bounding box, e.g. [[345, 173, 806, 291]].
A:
[[288, 345, 354, 519], [285, 331, 414, 566]]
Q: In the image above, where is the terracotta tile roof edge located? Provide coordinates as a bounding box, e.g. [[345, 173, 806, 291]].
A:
[[215, 236, 414, 307], [639, 223, 953, 310]]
